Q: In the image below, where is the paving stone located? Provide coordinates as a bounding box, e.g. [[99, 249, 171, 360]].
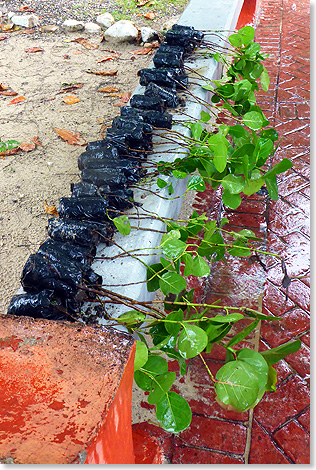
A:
[[260, 308, 310, 347], [285, 279, 310, 313], [179, 415, 247, 455], [273, 420, 310, 464], [132, 422, 173, 464], [262, 281, 295, 316], [285, 188, 310, 212], [253, 376, 310, 433], [172, 444, 244, 464], [284, 341, 310, 381], [249, 420, 291, 464], [297, 407, 310, 433]]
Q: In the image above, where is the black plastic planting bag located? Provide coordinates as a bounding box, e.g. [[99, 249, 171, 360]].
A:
[[7, 290, 73, 321], [120, 106, 173, 129], [106, 128, 153, 151], [58, 196, 111, 222], [86, 140, 121, 155], [78, 149, 130, 171], [38, 238, 96, 267], [165, 30, 194, 51], [112, 116, 154, 135], [157, 44, 187, 55], [82, 167, 135, 187], [47, 217, 110, 247], [138, 67, 188, 89], [145, 82, 181, 108], [171, 24, 204, 42], [21, 252, 84, 300], [153, 51, 184, 69], [71, 181, 101, 198], [129, 94, 165, 112], [99, 186, 134, 210], [79, 157, 140, 172]]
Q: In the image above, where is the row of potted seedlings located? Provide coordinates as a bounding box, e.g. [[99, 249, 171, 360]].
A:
[[7, 24, 205, 323]]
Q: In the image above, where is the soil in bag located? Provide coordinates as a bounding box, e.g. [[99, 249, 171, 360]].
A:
[[78, 148, 132, 171], [7, 290, 74, 321], [57, 196, 112, 223], [86, 138, 128, 156], [171, 24, 204, 42], [145, 82, 182, 108], [38, 238, 97, 267], [153, 51, 184, 69], [138, 67, 188, 89], [71, 181, 101, 198], [47, 217, 112, 247], [106, 128, 153, 151], [99, 185, 134, 210], [120, 106, 173, 129], [111, 116, 154, 136], [129, 94, 165, 112], [165, 30, 195, 51]]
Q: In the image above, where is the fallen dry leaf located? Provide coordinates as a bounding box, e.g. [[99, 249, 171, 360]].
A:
[[19, 5, 35, 12], [136, 0, 151, 6], [97, 56, 115, 63], [130, 47, 153, 55], [0, 90, 18, 96], [44, 201, 58, 217], [98, 86, 120, 93], [25, 47, 44, 53], [19, 142, 36, 152], [8, 96, 25, 105], [54, 128, 87, 146], [0, 36, 7, 41], [22, 28, 35, 34], [113, 92, 132, 107], [72, 50, 83, 55], [60, 83, 83, 93], [0, 83, 8, 91], [103, 48, 117, 53], [72, 37, 98, 50], [0, 23, 14, 32], [85, 69, 118, 76], [32, 136, 42, 147], [62, 95, 81, 105], [144, 12, 156, 19], [0, 148, 20, 157]]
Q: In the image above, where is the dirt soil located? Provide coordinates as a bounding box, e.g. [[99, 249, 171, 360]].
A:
[[0, 5, 187, 313]]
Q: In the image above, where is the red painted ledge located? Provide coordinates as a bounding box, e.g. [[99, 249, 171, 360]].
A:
[[0, 314, 135, 464]]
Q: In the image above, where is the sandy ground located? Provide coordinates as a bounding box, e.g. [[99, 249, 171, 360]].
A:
[[0, 16, 187, 313]]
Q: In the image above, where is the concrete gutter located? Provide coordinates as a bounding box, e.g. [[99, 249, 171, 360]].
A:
[[90, 0, 245, 323]]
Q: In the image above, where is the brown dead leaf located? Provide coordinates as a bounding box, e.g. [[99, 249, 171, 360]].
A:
[[8, 96, 25, 105], [32, 136, 42, 147], [0, 24, 14, 32], [0, 36, 7, 41], [22, 28, 35, 34], [136, 0, 151, 6], [0, 90, 18, 96], [60, 83, 83, 94], [103, 48, 117, 53], [0, 148, 20, 157], [54, 128, 87, 146], [72, 38, 98, 50], [130, 47, 153, 55], [98, 86, 120, 93], [25, 47, 44, 53], [62, 95, 81, 105], [19, 5, 35, 12], [97, 53, 120, 63], [19, 142, 36, 152], [44, 201, 58, 217], [85, 69, 118, 76], [0, 83, 8, 91], [72, 50, 83, 55], [144, 12, 156, 19], [113, 92, 132, 107]]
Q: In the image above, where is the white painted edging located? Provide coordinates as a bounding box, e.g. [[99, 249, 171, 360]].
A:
[[91, 0, 245, 324]]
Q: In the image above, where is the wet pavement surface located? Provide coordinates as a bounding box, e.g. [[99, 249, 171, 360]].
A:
[[132, 0, 310, 463]]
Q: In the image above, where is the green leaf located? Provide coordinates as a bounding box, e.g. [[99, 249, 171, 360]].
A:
[[147, 263, 165, 292], [228, 125, 245, 138], [162, 239, 186, 260], [117, 310, 146, 326], [238, 26, 255, 45], [0, 140, 20, 152], [198, 230, 225, 261], [172, 169, 188, 179], [244, 310, 283, 321], [229, 33, 243, 47], [237, 349, 269, 390], [265, 174, 278, 200], [157, 177, 168, 188], [244, 42, 261, 58], [148, 371, 177, 405], [159, 272, 187, 295], [222, 174, 245, 194], [113, 215, 131, 235], [165, 310, 184, 336], [142, 355, 168, 376], [261, 128, 278, 142], [249, 63, 263, 80], [227, 320, 259, 347], [243, 170, 264, 195], [215, 361, 260, 411], [187, 174, 206, 192], [189, 122, 203, 140], [260, 340, 301, 365], [134, 369, 152, 391], [208, 134, 228, 172], [209, 312, 244, 324], [222, 190, 242, 209], [156, 391, 192, 433], [200, 110, 211, 122], [265, 158, 293, 177], [228, 240, 251, 257], [178, 324, 208, 359], [266, 363, 277, 391], [168, 183, 174, 195], [134, 341, 148, 371], [243, 111, 264, 130], [161, 229, 180, 245], [260, 66, 270, 91], [191, 255, 210, 277]]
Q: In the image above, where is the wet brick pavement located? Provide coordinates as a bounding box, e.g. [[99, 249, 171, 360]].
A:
[[132, 0, 310, 463]]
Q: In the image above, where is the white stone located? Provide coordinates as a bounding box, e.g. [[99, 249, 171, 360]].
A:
[[10, 14, 39, 28], [96, 12, 115, 29], [104, 20, 138, 42], [7, 11, 15, 20], [61, 19, 85, 32], [140, 26, 157, 43], [84, 22, 101, 33]]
